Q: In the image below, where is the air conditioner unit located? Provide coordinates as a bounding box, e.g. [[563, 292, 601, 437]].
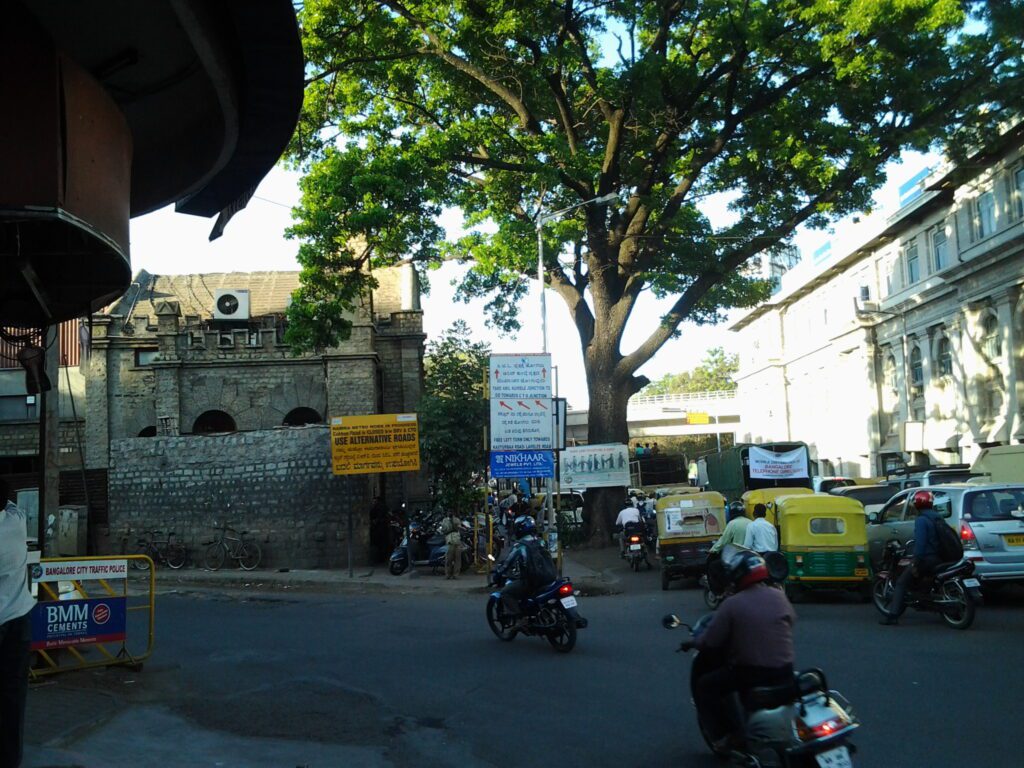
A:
[[213, 289, 250, 321], [860, 300, 880, 313]]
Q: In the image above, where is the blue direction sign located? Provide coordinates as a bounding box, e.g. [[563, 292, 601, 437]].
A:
[[490, 450, 555, 479]]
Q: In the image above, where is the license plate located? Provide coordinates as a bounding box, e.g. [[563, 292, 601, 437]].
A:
[[963, 578, 981, 588], [1005, 534, 1024, 546], [815, 746, 852, 768], [854, 568, 868, 577], [629, 544, 642, 551], [560, 596, 578, 609]]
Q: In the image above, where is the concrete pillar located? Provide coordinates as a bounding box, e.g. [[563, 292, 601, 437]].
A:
[[994, 288, 1019, 443], [84, 316, 113, 468]]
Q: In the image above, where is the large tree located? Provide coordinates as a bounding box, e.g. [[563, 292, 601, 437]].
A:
[[642, 347, 738, 395], [285, 0, 1021, 541]]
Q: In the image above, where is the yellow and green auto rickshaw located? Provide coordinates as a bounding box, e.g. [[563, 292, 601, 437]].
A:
[[656, 492, 727, 591], [742, 487, 815, 524], [774, 493, 871, 599]]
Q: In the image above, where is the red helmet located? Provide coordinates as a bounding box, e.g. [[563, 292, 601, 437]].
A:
[[911, 490, 935, 511], [723, 547, 770, 591]]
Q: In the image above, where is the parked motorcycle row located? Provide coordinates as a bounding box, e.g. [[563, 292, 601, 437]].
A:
[[387, 505, 505, 576]]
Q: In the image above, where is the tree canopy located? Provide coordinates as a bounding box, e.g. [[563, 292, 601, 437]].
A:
[[641, 347, 738, 395], [418, 321, 490, 513]]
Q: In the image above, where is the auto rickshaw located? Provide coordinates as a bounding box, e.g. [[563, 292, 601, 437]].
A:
[[742, 487, 815, 524], [656, 491, 726, 590], [774, 493, 871, 600]]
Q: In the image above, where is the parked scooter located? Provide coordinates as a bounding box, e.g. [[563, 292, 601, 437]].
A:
[[388, 517, 472, 576], [663, 613, 860, 766], [486, 558, 588, 653], [872, 539, 981, 629]]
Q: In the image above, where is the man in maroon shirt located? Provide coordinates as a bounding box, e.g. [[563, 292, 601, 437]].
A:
[[684, 548, 796, 748]]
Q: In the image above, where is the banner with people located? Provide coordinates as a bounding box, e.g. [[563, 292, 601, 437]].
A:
[[560, 444, 630, 488]]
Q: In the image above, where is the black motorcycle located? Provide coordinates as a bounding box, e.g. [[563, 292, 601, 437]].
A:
[[623, 520, 652, 572], [486, 561, 587, 653], [872, 539, 982, 629]]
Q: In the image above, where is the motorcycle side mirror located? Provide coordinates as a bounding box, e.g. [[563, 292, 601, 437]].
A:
[[662, 614, 682, 629]]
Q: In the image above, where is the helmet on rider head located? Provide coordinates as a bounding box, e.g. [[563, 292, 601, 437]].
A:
[[727, 501, 745, 520], [720, 545, 769, 591], [513, 515, 537, 540], [911, 490, 935, 511]]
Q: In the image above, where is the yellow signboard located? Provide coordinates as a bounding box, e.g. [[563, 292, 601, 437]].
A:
[[687, 412, 710, 425], [330, 414, 420, 475]]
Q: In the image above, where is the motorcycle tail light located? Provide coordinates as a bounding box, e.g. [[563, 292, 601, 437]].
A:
[[796, 716, 846, 741], [558, 583, 574, 596], [961, 523, 978, 549], [629, 535, 641, 543]]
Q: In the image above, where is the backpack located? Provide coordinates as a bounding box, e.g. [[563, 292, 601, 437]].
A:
[[522, 540, 558, 588], [932, 516, 963, 563]]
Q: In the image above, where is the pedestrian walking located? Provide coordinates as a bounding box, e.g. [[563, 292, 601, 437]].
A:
[[441, 510, 464, 579], [1, 478, 35, 768]]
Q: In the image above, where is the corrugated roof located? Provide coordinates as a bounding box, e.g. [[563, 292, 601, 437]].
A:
[[105, 270, 301, 321]]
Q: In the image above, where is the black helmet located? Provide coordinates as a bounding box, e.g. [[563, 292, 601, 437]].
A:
[[720, 544, 769, 591], [727, 501, 745, 520], [513, 515, 537, 539]]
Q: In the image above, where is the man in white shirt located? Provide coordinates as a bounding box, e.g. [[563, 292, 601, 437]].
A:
[[615, 503, 642, 556], [743, 503, 779, 553]]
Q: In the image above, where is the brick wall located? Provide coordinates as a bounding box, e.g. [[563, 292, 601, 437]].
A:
[[106, 425, 372, 568]]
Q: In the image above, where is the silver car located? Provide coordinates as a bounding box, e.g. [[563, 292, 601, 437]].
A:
[[866, 484, 1024, 583]]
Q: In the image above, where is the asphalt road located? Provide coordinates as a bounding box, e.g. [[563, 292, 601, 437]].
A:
[[25, 572, 1024, 768]]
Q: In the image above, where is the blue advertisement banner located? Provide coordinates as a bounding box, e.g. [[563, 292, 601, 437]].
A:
[[31, 597, 127, 650], [490, 450, 555, 479]]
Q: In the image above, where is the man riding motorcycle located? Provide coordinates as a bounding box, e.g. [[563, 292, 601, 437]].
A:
[[682, 546, 796, 750], [494, 515, 554, 629], [879, 490, 944, 626]]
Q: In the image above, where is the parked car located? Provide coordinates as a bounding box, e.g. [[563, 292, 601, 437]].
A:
[[885, 466, 979, 491], [829, 484, 898, 518], [866, 484, 1024, 585], [530, 492, 585, 526], [813, 476, 855, 493]]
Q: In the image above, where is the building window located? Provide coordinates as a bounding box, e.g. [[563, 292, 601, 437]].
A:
[[138, 426, 157, 437], [974, 190, 996, 240], [1014, 166, 1024, 219], [883, 354, 899, 434], [931, 227, 949, 271], [910, 345, 924, 390], [192, 410, 237, 434], [135, 348, 159, 366], [936, 336, 953, 377], [981, 314, 1002, 360], [904, 242, 920, 284], [282, 407, 323, 427], [978, 377, 1003, 424]]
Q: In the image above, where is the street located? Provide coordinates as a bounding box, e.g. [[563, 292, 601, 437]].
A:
[[23, 566, 1024, 768]]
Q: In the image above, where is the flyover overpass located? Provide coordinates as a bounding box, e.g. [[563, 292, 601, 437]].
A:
[[565, 391, 740, 445]]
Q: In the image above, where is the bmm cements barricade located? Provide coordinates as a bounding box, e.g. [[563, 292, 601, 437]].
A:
[[28, 555, 155, 678]]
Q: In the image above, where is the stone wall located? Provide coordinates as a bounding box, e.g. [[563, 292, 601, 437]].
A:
[[0, 419, 85, 468], [106, 425, 372, 569]]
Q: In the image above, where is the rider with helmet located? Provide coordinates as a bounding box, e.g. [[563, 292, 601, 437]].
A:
[[709, 502, 751, 554], [495, 515, 547, 628], [682, 546, 797, 749], [880, 490, 944, 626]]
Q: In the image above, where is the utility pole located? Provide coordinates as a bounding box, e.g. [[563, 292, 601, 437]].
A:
[[36, 325, 60, 554]]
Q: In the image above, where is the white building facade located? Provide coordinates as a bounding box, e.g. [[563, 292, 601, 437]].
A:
[[732, 133, 1024, 477]]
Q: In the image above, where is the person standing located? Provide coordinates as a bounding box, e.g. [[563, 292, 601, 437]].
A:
[[743, 503, 778, 553], [440, 510, 464, 579], [688, 460, 700, 487], [1, 478, 35, 768]]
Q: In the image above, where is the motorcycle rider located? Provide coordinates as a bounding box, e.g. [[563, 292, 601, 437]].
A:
[[681, 547, 796, 750], [615, 500, 643, 556], [709, 502, 750, 554], [495, 515, 550, 629], [879, 490, 943, 626]]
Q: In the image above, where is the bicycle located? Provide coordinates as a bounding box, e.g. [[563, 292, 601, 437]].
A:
[[203, 523, 262, 571], [130, 529, 188, 570]]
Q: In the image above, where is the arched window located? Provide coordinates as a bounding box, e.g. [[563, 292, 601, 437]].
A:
[[936, 336, 953, 378], [909, 345, 924, 389], [138, 426, 157, 437], [884, 355, 898, 393], [282, 407, 323, 427], [192, 410, 237, 434], [981, 314, 1001, 359]]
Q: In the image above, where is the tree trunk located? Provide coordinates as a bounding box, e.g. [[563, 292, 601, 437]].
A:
[[583, 365, 633, 547]]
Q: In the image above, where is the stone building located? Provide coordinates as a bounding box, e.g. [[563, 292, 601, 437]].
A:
[[731, 132, 1024, 477], [81, 265, 425, 566]]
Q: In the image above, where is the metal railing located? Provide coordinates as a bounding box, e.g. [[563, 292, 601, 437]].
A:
[[629, 390, 737, 407]]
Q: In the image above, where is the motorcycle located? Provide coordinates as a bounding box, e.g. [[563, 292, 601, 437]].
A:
[[702, 550, 789, 610], [486, 559, 588, 653], [388, 518, 472, 576], [871, 539, 982, 629], [663, 613, 860, 767], [623, 521, 652, 572]]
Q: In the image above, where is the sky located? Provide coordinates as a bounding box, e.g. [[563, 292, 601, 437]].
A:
[[128, 153, 935, 410]]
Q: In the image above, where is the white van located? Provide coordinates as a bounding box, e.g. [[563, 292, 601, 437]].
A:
[[971, 445, 1024, 485]]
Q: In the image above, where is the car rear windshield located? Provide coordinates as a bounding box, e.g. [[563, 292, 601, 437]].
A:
[[965, 489, 1024, 521], [834, 486, 894, 505]]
